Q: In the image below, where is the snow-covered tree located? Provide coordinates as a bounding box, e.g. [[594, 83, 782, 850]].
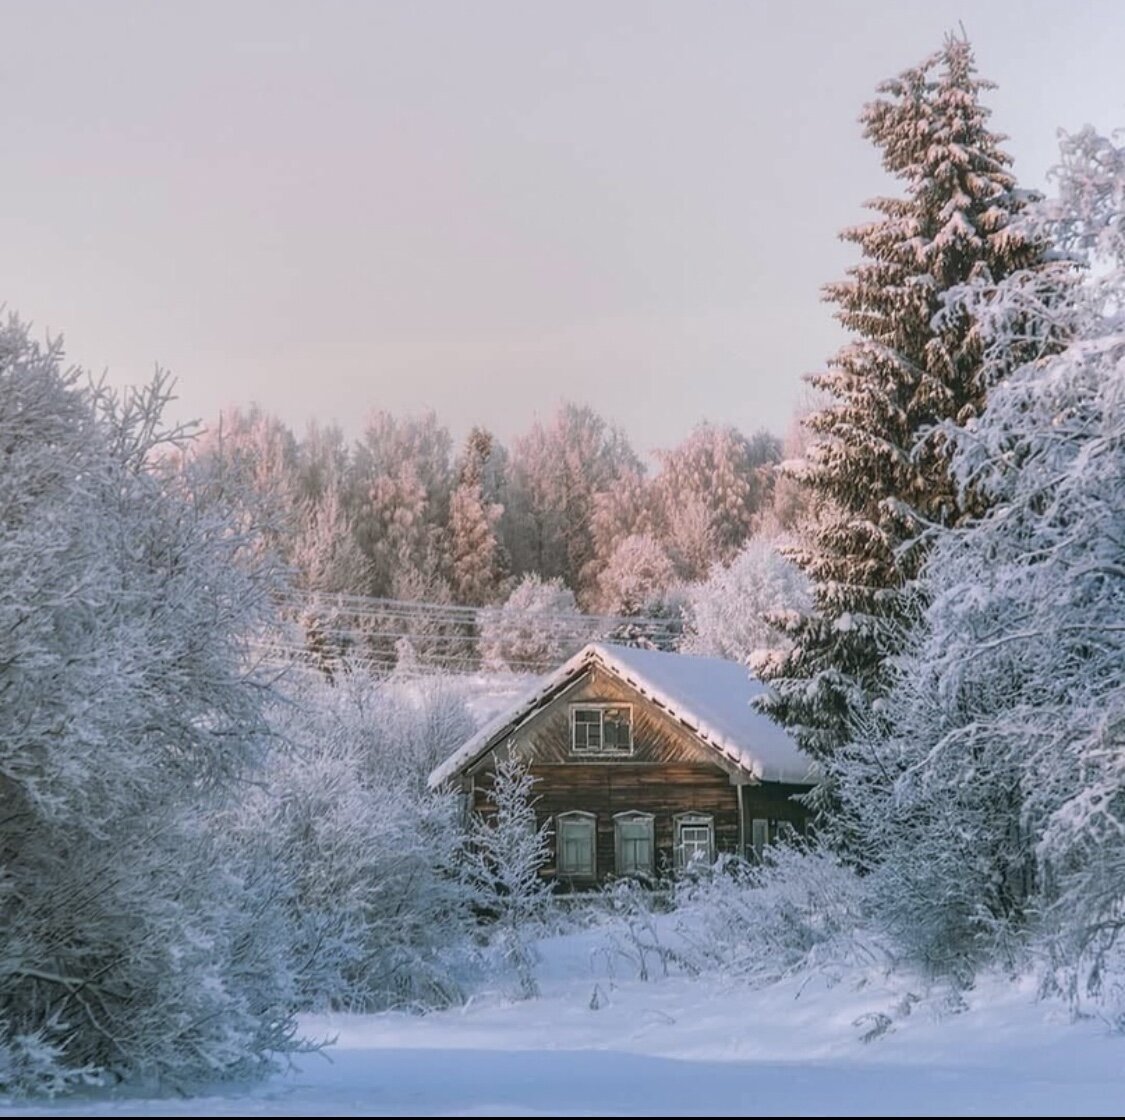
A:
[[580, 466, 654, 595], [466, 756, 554, 998], [595, 533, 677, 616], [478, 574, 593, 672], [505, 403, 642, 596], [837, 127, 1125, 997], [652, 423, 779, 580], [0, 319, 298, 1094], [295, 419, 351, 506], [189, 404, 300, 561], [682, 535, 811, 667], [235, 672, 476, 1012], [449, 427, 509, 606], [760, 36, 1049, 765], [350, 410, 453, 596]]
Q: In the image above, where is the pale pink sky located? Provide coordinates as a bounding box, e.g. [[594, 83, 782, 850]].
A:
[[3, 1, 1122, 451]]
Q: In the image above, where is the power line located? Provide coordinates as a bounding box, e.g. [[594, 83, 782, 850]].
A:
[[253, 587, 683, 678]]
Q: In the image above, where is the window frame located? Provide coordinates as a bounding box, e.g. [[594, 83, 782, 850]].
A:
[[555, 811, 598, 880], [674, 812, 714, 869], [569, 703, 634, 757], [613, 811, 655, 878]]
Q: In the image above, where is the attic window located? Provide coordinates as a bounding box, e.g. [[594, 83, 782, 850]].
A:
[[571, 704, 633, 755]]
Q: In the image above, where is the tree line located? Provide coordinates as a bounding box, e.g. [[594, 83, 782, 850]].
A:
[[187, 401, 784, 614]]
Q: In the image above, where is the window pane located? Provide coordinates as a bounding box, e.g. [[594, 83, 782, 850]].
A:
[[558, 817, 595, 877], [676, 817, 713, 867], [573, 710, 602, 752], [615, 816, 653, 875], [572, 707, 631, 754], [603, 709, 632, 751]]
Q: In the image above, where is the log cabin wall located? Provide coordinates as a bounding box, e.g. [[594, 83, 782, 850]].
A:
[[464, 664, 763, 885]]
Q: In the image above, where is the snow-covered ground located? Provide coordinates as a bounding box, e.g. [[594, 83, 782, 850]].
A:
[[5, 922, 1124, 1117]]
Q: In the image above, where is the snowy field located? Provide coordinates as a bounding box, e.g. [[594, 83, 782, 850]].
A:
[[4, 923, 1124, 1118]]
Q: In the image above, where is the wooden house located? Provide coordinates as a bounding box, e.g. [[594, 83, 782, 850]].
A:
[[429, 642, 816, 887]]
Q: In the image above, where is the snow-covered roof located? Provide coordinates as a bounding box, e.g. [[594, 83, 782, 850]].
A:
[[427, 642, 815, 789]]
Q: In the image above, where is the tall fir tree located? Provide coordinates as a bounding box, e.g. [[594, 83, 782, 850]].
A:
[[759, 36, 1049, 764]]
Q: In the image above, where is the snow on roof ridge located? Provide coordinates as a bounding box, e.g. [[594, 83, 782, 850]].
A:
[[427, 642, 815, 789]]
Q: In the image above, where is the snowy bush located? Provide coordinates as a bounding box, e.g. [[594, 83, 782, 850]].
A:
[[0, 319, 299, 1094], [671, 846, 874, 986], [594, 533, 677, 616], [234, 672, 477, 1012]]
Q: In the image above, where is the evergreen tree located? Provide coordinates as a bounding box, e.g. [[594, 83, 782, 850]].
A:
[[837, 127, 1125, 993], [759, 36, 1049, 763]]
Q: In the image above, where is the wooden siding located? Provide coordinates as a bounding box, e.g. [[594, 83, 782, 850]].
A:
[[461, 661, 811, 885], [464, 664, 742, 777], [472, 761, 740, 886]]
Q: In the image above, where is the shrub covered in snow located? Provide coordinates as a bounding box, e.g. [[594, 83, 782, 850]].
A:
[[671, 845, 874, 986], [232, 671, 479, 1013], [0, 319, 299, 1094], [681, 534, 811, 667]]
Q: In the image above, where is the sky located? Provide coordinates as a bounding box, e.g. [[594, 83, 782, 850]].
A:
[[3, 1, 1123, 454]]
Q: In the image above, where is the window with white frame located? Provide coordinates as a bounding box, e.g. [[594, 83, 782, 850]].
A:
[[570, 704, 633, 755], [556, 811, 597, 878], [614, 811, 654, 877], [674, 813, 714, 869]]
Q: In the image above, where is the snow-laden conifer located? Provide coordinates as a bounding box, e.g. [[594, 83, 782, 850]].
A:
[[760, 36, 1049, 763], [837, 128, 1125, 1001]]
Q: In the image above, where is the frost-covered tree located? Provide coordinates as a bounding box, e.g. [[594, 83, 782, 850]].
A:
[[505, 403, 641, 596], [682, 535, 811, 667], [652, 423, 779, 580], [762, 395, 832, 537], [288, 482, 373, 675], [295, 419, 351, 506], [189, 404, 300, 561], [580, 466, 654, 595], [760, 36, 1049, 764], [595, 533, 677, 616], [233, 673, 476, 1013], [449, 427, 509, 606], [350, 410, 453, 596], [0, 320, 298, 1094], [837, 127, 1125, 996], [478, 574, 593, 672], [466, 756, 554, 998]]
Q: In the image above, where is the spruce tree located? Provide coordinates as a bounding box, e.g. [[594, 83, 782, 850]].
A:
[[759, 36, 1048, 763]]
